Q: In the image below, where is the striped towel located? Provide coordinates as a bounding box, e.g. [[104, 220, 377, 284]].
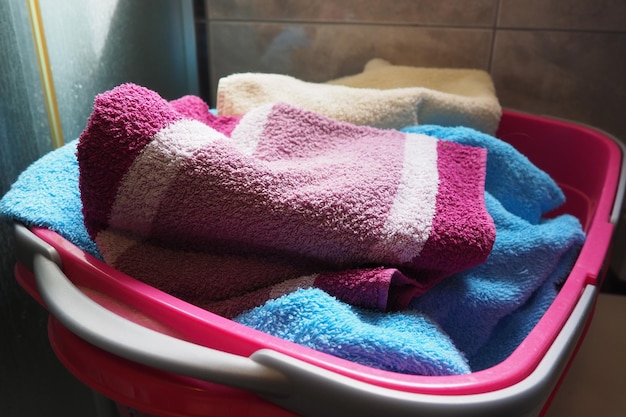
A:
[[77, 83, 495, 317]]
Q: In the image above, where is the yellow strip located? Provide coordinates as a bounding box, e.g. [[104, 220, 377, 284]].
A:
[[27, 0, 64, 148]]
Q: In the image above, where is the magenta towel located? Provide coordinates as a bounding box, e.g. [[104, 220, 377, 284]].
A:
[[78, 83, 495, 316]]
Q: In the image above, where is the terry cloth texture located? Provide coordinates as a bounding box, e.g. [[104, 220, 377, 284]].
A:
[[236, 124, 585, 375], [77, 83, 495, 317], [0, 141, 99, 257], [1, 85, 585, 376], [216, 59, 501, 134]]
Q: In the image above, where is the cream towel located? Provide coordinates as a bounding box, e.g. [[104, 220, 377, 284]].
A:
[[217, 59, 502, 134]]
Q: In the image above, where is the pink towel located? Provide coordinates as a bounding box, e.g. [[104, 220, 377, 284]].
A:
[[78, 84, 495, 317]]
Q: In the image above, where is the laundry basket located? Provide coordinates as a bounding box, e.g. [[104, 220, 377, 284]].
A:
[[11, 109, 625, 417]]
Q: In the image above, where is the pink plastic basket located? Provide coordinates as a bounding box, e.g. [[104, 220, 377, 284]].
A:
[[13, 109, 625, 417]]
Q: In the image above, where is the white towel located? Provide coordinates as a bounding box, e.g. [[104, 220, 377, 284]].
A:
[[217, 58, 501, 134]]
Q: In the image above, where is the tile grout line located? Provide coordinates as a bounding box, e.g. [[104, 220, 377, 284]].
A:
[[488, 0, 502, 74], [208, 17, 626, 35]]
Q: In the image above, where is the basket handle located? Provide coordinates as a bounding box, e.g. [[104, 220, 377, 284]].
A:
[[32, 252, 291, 397], [14, 223, 289, 397]]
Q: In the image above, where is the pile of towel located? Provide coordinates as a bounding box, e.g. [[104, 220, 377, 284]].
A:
[[0, 60, 586, 377]]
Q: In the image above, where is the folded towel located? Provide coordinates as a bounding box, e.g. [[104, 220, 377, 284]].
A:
[[217, 59, 501, 134], [328, 58, 498, 96], [77, 83, 495, 314]]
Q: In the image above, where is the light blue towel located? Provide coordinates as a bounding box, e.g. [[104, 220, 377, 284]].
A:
[[0, 126, 586, 376], [0, 140, 101, 258], [405, 125, 586, 368], [237, 287, 471, 375]]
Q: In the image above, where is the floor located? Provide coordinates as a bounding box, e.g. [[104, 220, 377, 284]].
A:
[[544, 292, 626, 417]]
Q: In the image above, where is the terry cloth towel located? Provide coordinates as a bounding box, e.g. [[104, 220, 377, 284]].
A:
[[1, 93, 585, 376], [0, 141, 100, 258], [216, 60, 501, 134], [235, 124, 586, 374], [77, 83, 495, 316]]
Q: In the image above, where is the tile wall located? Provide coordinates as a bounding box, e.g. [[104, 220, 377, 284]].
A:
[[202, 0, 625, 140], [200, 0, 626, 281]]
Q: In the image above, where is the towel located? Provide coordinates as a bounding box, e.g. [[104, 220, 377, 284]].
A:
[[0, 141, 100, 257], [0, 92, 241, 259], [77, 83, 495, 315], [398, 126, 587, 367], [236, 287, 472, 376], [217, 59, 501, 134], [328, 58, 497, 95], [236, 124, 586, 374]]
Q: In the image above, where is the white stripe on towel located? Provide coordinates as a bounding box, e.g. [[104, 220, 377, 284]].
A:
[[109, 119, 224, 234], [268, 274, 318, 300], [229, 103, 274, 155], [369, 133, 439, 264]]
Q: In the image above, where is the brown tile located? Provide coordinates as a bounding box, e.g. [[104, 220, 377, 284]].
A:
[[498, 0, 626, 31], [491, 30, 626, 140], [208, 22, 493, 104], [208, 0, 498, 27]]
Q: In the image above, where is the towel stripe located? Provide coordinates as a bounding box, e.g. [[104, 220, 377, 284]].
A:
[[369, 133, 439, 263], [77, 84, 182, 238], [415, 141, 493, 277], [229, 103, 274, 155], [109, 119, 225, 235], [269, 274, 317, 300], [94, 229, 140, 266]]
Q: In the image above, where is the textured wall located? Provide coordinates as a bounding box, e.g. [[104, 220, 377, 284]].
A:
[[0, 2, 93, 416]]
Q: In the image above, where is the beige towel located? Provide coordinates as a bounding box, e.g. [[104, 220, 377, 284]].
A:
[[217, 58, 502, 134]]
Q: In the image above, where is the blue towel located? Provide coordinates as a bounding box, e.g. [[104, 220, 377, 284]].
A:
[[0, 141, 101, 258], [0, 126, 586, 376], [405, 125, 586, 368], [237, 287, 471, 375]]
